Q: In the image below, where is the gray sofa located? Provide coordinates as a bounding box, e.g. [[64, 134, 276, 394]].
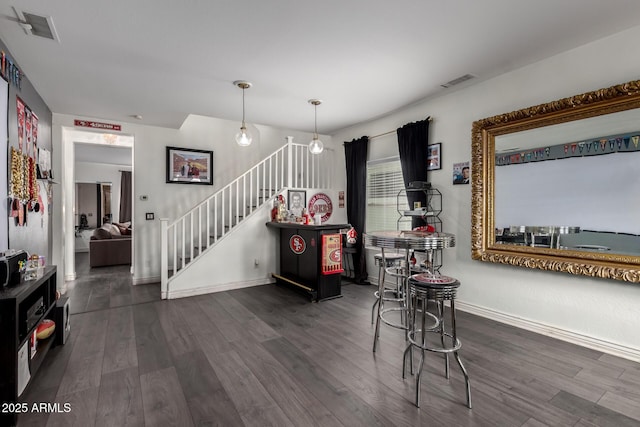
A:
[[89, 225, 132, 267]]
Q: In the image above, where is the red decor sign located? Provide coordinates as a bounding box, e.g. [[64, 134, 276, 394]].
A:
[[289, 234, 306, 254], [74, 120, 122, 131], [308, 193, 333, 223], [321, 234, 343, 275]]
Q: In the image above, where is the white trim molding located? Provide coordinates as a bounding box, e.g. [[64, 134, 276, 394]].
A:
[[163, 278, 275, 300], [133, 275, 161, 286], [456, 301, 640, 362]]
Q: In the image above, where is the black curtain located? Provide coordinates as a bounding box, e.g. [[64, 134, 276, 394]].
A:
[[344, 136, 369, 284], [397, 118, 430, 228], [96, 183, 102, 227], [119, 171, 132, 223]]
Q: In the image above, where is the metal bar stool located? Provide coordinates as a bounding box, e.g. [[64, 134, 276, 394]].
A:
[[372, 248, 411, 352], [364, 231, 456, 354], [402, 273, 472, 409], [371, 252, 405, 324]]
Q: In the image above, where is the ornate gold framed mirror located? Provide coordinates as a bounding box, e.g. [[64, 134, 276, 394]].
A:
[[471, 79, 640, 282]]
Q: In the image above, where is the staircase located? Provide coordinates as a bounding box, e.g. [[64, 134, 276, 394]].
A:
[[160, 137, 335, 298]]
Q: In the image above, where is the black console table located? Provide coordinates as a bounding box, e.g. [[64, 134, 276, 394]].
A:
[[0, 266, 58, 427], [266, 222, 350, 301]]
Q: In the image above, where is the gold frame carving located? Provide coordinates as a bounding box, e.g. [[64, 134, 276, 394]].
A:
[[471, 79, 640, 282]]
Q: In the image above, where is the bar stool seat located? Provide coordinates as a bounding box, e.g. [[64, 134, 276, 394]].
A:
[[402, 273, 472, 409], [371, 252, 405, 324]]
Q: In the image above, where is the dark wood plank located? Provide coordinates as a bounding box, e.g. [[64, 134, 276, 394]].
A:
[[132, 302, 173, 376], [206, 349, 295, 427], [130, 284, 160, 305], [230, 336, 346, 427], [102, 305, 138, 374], [460, 324, 606, 403], [84, 281, 112, 312], [550, 390, 640, 427], [261, 336, 395, 427], [139, 367, 194, 427], [213, 292, 281, 342], [153, 300, 201, 359], [17, 386, 56, 427], [95, 367, 144, 427], [108, 277, 134, 309], [597, 391, 640, 421], [574, 365, 640, 399], [45, 386, 99, 427], [20, 262, 640, 427], [287, 316, 513, 427], [173, 350, 245, 427], [56, 310, 109, 397]]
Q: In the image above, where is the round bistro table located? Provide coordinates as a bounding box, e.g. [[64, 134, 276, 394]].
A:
[[364, 230, 455, 352]]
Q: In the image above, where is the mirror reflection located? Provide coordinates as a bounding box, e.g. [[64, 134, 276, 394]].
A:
[[471, 78, 640, 282], [494, 108, 640, 256]]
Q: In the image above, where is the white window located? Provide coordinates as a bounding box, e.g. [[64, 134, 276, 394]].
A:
[[366, 157, 410, 232]]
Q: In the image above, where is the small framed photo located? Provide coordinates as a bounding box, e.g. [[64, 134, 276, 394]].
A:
[[166, 146, 213, 185], [453, 161, 470, 185], [427, 143, 441, 171], [287, 190, 306, 217]]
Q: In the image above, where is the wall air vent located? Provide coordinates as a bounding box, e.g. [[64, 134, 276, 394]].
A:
[[14, 8, 60, 42], [440, 74, 476, 89]]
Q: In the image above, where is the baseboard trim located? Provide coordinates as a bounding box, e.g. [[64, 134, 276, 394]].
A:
[[64, 273, 76, 281], [456, 300, 640, 362], [165, 278, 275, 300], [133, 275, 160, 285]]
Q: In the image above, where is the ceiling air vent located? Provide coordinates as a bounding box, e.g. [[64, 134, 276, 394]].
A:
[[440, 74, 475, 89], [14, 8, 60, 42]]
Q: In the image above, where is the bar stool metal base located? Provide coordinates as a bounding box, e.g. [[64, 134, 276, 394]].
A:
[[402, 273, 472, 409], [371, 252, 404, 324], [372, 250, 412, 353]]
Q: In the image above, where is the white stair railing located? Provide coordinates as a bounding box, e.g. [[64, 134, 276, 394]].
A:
[[160, 136, 334, 297]]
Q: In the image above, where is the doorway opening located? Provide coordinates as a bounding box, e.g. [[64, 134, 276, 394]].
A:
[[62, 128, 134, 282]]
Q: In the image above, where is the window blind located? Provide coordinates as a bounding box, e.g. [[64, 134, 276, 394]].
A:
[[366, 157, 410, 232]]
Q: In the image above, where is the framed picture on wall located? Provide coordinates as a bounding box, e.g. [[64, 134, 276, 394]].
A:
[[287, 189, 306, 217], [453, 161, 470, 185], [166, 146, 213, 185], [427, 143, 441, 171]]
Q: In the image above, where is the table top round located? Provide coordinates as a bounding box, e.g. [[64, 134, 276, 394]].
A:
[[364, 230, 456, 250]]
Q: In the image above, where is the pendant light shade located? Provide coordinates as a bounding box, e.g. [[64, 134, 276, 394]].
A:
[[308, 99, 324, 154], [234, 81, 253, 147]]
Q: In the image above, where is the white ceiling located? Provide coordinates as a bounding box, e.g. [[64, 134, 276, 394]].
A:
[[2, 1, 640, 134], [75, 143, 131, 166]]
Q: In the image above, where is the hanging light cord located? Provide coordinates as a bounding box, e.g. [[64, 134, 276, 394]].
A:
[[241, 87, 247, 128], [313, 103, 318, 138]]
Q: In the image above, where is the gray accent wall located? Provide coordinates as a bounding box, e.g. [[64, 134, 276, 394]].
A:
[[0, 36, 53, 259]]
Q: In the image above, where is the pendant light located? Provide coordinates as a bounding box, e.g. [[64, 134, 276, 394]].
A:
[[308, 99, 324, 154], [234, 80, 253, 147]]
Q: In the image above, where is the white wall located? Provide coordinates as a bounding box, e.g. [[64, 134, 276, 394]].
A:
[[51, 112, 336, 286], [331, 24, 640, 357]]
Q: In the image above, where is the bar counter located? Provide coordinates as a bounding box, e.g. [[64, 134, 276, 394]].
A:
[[266, 222, 350, 301]]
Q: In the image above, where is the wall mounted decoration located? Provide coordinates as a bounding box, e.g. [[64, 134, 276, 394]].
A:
[[427, 142, 441, 171], [308, 192, 333, 223], [453, 161, 470, 185], [287, 190, 306, 217], [1, 51, 23, 89], [166, 146, 213, 185]]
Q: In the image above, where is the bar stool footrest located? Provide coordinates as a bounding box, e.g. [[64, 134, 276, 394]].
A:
[[379, 307, 409, 330], [408, 330, 462, 354]]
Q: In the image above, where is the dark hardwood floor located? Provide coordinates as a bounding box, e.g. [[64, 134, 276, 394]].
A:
[[16, 256, 640, 426]]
